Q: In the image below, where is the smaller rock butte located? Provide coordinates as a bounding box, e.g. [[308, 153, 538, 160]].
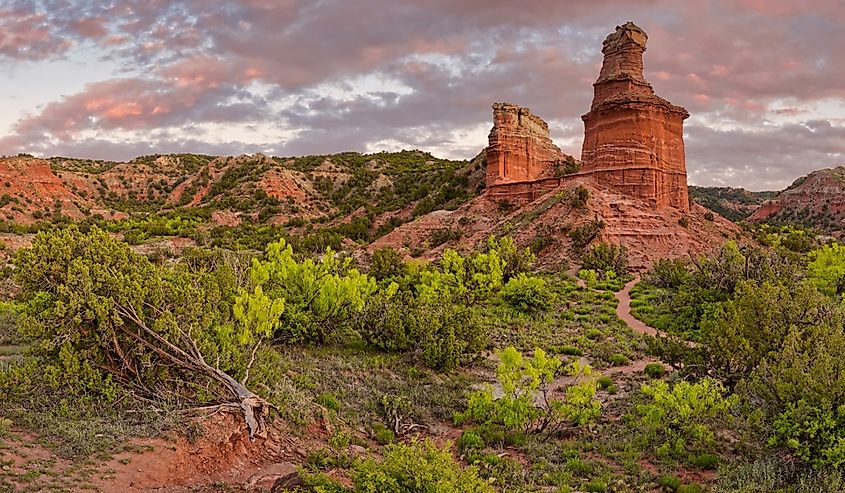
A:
[[486, 22, 690, 212], [485, 102, 566, 184]]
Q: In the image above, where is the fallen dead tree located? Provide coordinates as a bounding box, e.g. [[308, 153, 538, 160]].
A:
[[15, 227, 270, 438]]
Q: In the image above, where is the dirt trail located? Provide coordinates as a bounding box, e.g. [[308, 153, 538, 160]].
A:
[[614, 277, 664, 338]]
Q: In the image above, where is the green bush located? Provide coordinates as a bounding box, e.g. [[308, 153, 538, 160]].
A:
[[485, 236, 535, 281], [570, 185, 589, 208], [417, 247, 504, 306], [455, 347, 600, 437], [609, 353, 629, 366], [500, 274, 552, 313], [315, 394, 341, 411], [636, 378, 737, 457], [581, 242, 629, 277], [0, 301, 19, 345], [356, 290, 485, 371], [659, 475, 681, 491], [457, 430, 485, 454], [246, 238, 377, 344], [9, 227, 274, 438], [410, 300, 484, 371], [348, 438, 493, 492], [570, 219, 604, 251], [644, 363, 667, 378], [692, 452, 719, 470], [369, 247, 407, 282], [646, 258, 690, 289], [371, 423, 396, 445], [355, 290, 416, 352]]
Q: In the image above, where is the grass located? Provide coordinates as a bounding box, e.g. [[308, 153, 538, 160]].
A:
[[487, 277, 647, 369]]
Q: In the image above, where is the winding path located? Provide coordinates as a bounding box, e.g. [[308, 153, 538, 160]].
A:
[[614, 277, 663, 337], [614, 277, 697, 347]]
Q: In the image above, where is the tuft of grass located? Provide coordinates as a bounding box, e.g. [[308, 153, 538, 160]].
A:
[[644, 363, 667, 378]]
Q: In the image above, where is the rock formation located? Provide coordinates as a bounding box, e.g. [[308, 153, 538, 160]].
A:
[[748, 166, 845, 236], [485, 103, 566, 184], [580, 22, 690, 210]]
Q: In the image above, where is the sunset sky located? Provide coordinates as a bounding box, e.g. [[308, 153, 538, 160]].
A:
[[0, 0, 843, 190]]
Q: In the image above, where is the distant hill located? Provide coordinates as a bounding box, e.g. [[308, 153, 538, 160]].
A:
[[748, 166, 845, 237], [0, 151, 485, 251], [689, 186, 777, 222]]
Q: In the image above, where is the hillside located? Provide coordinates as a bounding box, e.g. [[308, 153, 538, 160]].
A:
[[689, 185, 776, 221], [748, 165, 845, 236], [374, 177, 740, 270], [0, 151, 485, 251]]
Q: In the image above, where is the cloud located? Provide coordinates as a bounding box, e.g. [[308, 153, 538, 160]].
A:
[[0, 6, 73, 60], [0, 0, 842, 190]]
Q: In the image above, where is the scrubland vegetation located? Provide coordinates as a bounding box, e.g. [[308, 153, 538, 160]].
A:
[[1, 213, 845, 491]]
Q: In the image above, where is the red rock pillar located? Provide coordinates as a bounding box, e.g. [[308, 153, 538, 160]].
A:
[[486, 103, 564, 185], [580, 22, 690, 211]]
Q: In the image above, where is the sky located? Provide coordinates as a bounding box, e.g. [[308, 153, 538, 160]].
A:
[[0, 0, 843, 191]]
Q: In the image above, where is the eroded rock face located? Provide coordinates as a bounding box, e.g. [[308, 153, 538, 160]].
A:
[[485, 102, 566, 184], [748, 166, 845, 235], [581, 22, 690, 211]]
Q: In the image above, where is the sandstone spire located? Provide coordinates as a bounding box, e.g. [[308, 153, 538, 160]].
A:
[[581, 22, 690, 210], [485, 102, 565, 184]]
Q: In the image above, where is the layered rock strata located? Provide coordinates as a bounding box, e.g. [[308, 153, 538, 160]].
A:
[[485, 102, 566, 184], [580, 22, 690, 210]]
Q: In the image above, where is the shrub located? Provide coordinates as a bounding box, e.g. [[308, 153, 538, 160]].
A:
[[636, 378, 737, 457], [355, 290, 416, 352], [679, 217, 690, 228], [418, 249, 502, 305], [645, 258, 690, 289], [584, 479, 607, 492], [315, 394, 341, 411], [556, 345, 583, 356], [582, 242, 629, 277], [485, 236, 536, 281], [807, 242, 845, 296], [369, 247, 407, 282], [570, 219, 604, 250], [12, 227, 272, 437], [644, 363, 667, 378], [659, 475, 681, 491], [350, 438, 494, 492], [500, 274, 552, 313], [429, 228, 462, 247], [578, 269, 598, 287], [704, 211, 715, 221], [692, 453, 719, 470], [371, 423, 396, 445], [410, 300, 484, 370], [570, 185, 589, 208], [0, 301, 18, 345], [457, 430, 485, 454], [356, 290, 485, 370], [455, 347, 600, 436], [609, 353, 629, 366], [247, 239, 377, 344]]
